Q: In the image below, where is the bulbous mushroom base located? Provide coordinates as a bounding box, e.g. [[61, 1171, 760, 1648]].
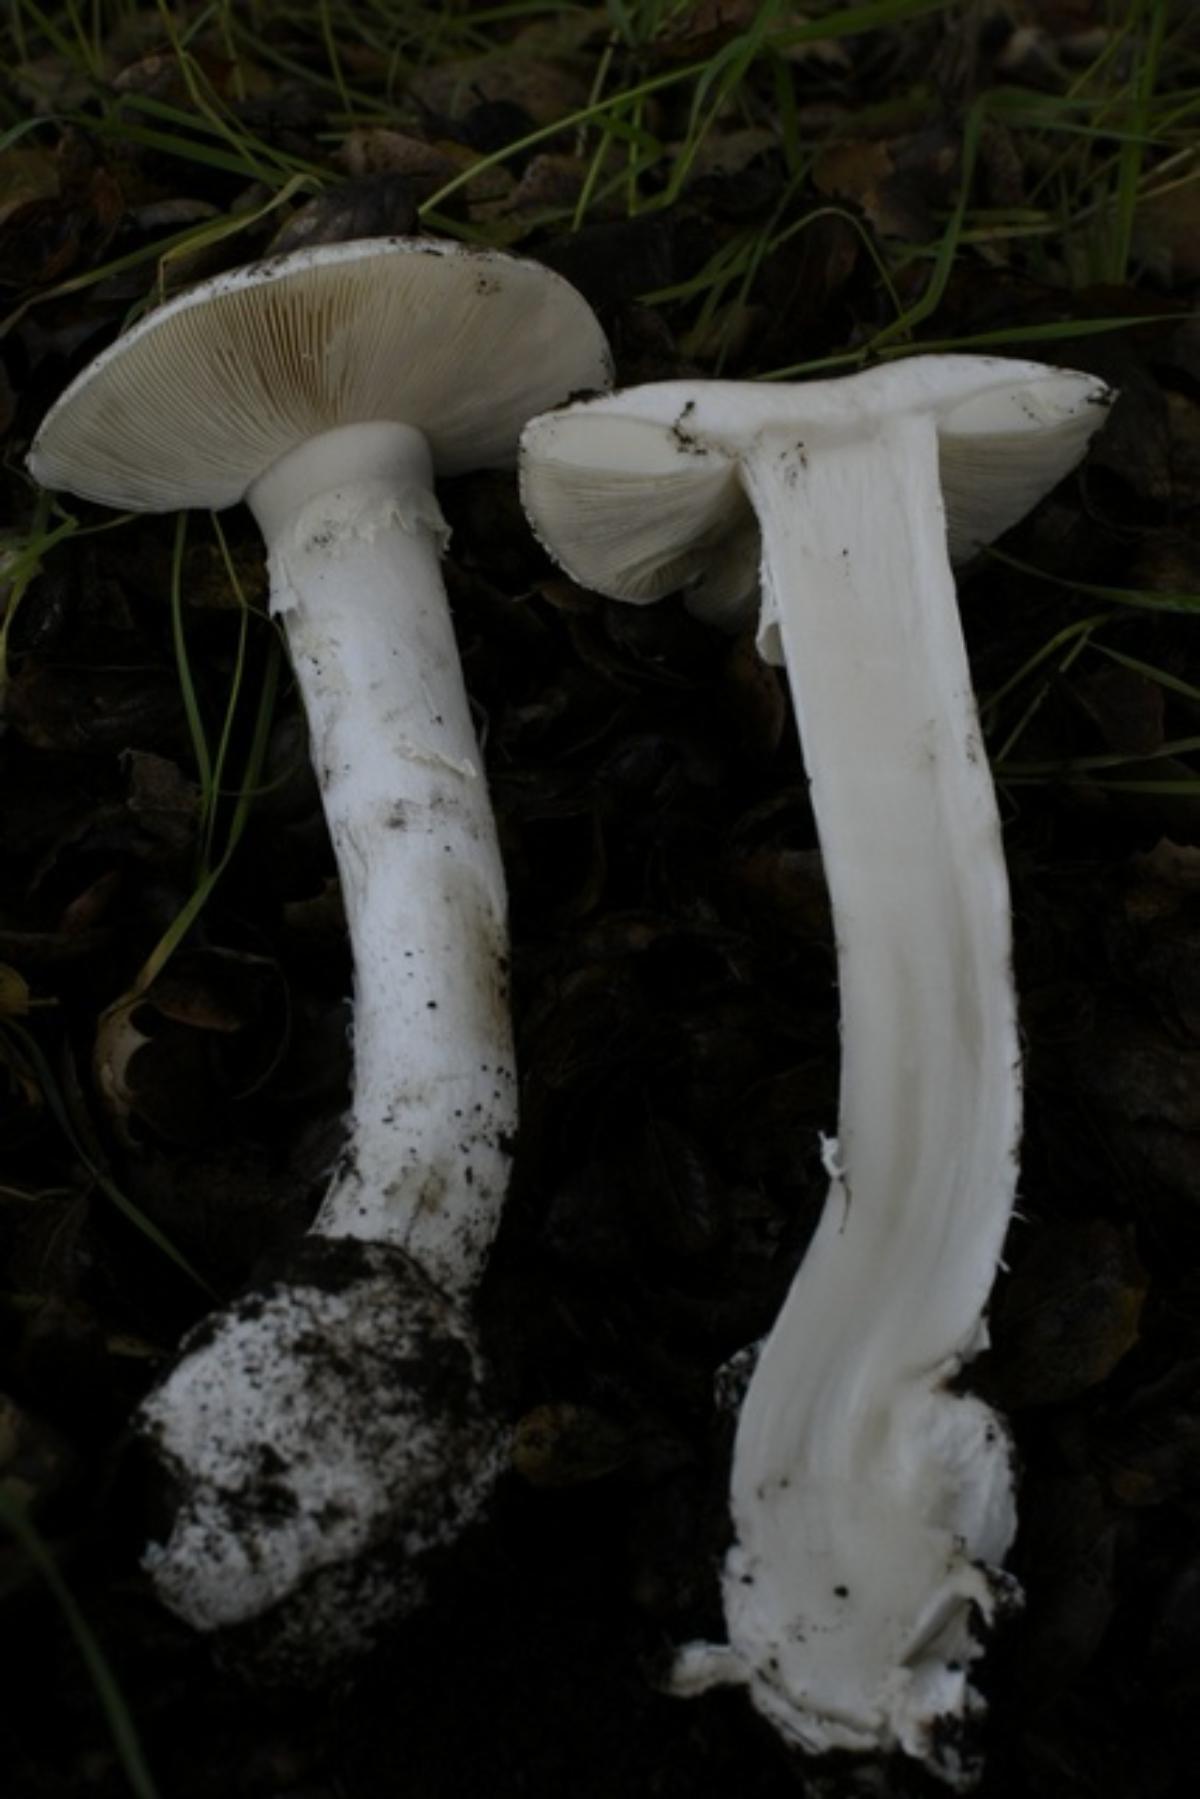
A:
[[136, 1235, 505, 1673], [672, 1369, 1020, 1791]]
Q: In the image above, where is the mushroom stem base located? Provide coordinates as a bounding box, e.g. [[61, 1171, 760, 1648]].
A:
[[138, 1235, 505, 1663]]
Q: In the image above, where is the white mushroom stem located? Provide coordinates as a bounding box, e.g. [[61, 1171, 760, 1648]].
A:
[[674, 416, 1020, 1779], [134, 419, 517, 1653], [249, 420, 515, 1298]]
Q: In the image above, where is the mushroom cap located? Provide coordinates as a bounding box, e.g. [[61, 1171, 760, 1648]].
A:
[[29, 236, 613, 512], [519, 356, 1112, 617]]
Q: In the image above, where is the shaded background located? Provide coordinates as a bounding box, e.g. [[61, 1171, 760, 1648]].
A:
[[2, 2, 1199, 1794]]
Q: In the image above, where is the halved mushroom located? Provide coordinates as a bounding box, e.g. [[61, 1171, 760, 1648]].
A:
[[519, 356, 1112, 1784]]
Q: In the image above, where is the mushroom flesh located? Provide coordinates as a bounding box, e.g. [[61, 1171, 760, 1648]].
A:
[[519, 356, 1112, 1782]]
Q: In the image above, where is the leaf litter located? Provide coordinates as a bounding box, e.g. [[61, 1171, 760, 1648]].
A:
[[2, 2, 1200, 1796]]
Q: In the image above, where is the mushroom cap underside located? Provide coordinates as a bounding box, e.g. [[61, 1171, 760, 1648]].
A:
[[519, 356, 1112, 612], [29, 236, 613, 512]]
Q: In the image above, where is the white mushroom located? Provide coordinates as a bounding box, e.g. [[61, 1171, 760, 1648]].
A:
[[28, 236, 611, 1663], [519, 356, 1111, 1784]]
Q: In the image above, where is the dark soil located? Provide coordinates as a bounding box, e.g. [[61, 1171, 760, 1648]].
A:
[[3, 5, 1200, 1797]]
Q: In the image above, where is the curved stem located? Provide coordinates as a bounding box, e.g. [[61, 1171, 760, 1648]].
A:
[[684, 418, 1021, 1779], [135, 423, 515, 1649], [249, 420, 515, 1301]]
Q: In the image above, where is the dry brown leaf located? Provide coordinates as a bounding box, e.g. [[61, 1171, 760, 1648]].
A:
[[0, 149, 60, 229], [654, 0, 759, 60], [1073, 662, 1165, 758], [0, 963, 32, 1017], [989, 1220, 1147, 1408], [338, 129, 464, 184], [814, 134, 957, 242], [512, 1403, 630, 1487], [1124, 840, 1200, 924], [507, 153, 589, 215], [409, 54, 589, 128], [1166, 389, 1200, 505], [1133, 165, 1200, 281]]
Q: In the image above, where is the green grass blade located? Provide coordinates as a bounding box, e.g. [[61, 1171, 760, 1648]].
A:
[[986, 547, 1200, 616], [0, 493, 75, 701], [0, 1489, 161, 1799], [1000, 732, 1200, 777], [869, 90, 988, 351], [1, 1021, 217, 1297], [979, 613, 1111, 719], [1089, 640, 1200, 705], [134, 628, 281, 995], [1110, 0, 1171, 281], [762, 311, 1186, 380], [999, 771, 1200, 793], [202, 514, 252, 872], [169, 514, 214, 836]]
